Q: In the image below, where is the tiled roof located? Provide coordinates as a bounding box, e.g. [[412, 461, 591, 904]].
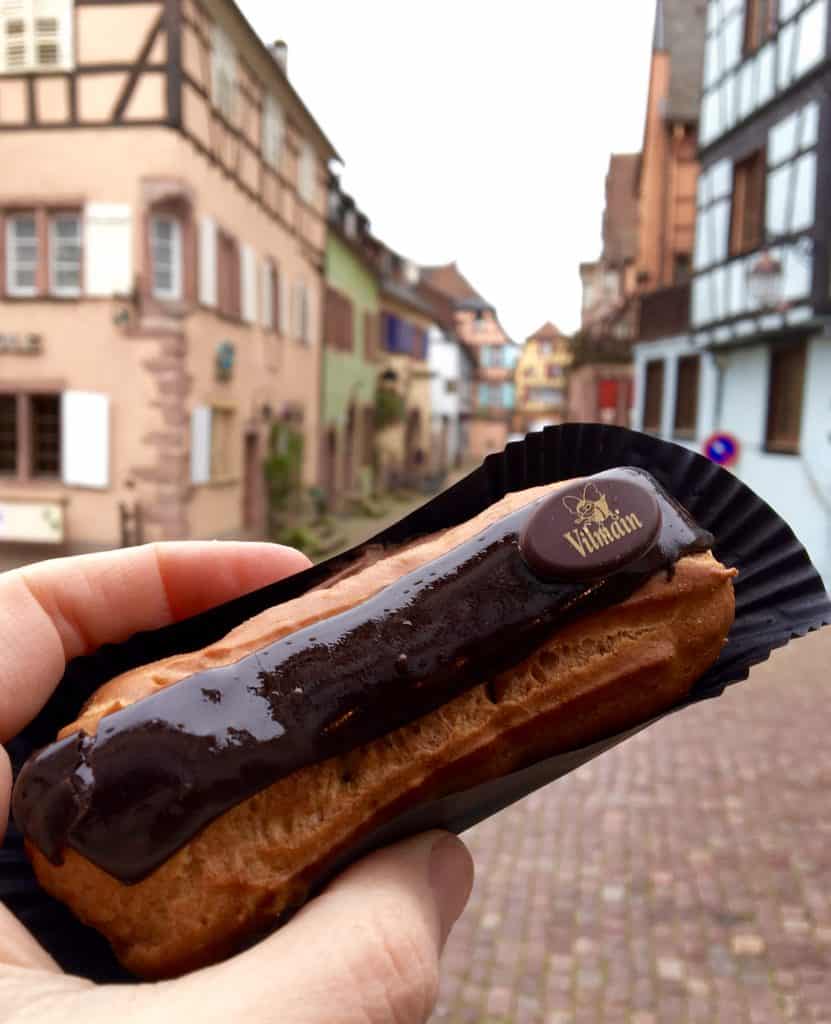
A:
[[602, 153, 640, 266], [655, 0, 707, 124], [528, 321, 565, 340], [420, 263, 488, 306]]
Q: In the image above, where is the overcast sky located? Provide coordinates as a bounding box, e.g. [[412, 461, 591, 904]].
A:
[[239, 1, 656, 341]]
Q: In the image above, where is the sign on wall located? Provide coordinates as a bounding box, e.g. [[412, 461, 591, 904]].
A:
[[0, 333, 42, 355], [0, 502, 64, 543], [703, 432, 741, 468]]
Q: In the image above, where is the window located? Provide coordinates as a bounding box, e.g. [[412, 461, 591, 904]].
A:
[[150, 215, 182, 301], [673, 252, 692, 284], [546, 364, 564, 379], [49, 213, 81, 296], [445, 380, 458, 394], [261, 94, 284, 169], [294, 281, 310, 343], [524, 366, 534, 377], [211, 23, 236, 122], [30, 394, 60, 475], [217, 229, 240, 318], [325, 287, 353, 352], [363, 311, 378, 360], [673, 356, 700, 440], [0, 395, 17, 474], [6, 213, 38, 296], [0, 392, 61, 479], [210, 407, 235, 480], [642, 361, 664, 432], [743, 0, 777, 55], [298, 142, 316, 203], [0, 0, 73, 74], [766, 341, 806, 453], [730, 150, 766, 255]]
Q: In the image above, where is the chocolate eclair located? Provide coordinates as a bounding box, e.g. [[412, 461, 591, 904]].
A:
[[13, 469, 736, 978]]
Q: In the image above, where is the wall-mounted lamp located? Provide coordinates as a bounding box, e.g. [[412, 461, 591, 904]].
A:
[[747, 249, 784, 310]]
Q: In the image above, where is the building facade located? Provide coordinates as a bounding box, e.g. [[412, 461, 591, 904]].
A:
[[572, 155, 641, 426], [374, 253, 434, 489], [427, 324, 473, 473], [633, 0, 831, 585], [514, 322, 571, 432], [321, 181, 379, 507], [575, 0, 706, 430], [0, 0, 334, 554], [422, 263, 517, 460]]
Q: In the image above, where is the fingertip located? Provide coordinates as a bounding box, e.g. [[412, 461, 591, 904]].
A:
[[0, 744, 10, 844], [428, 832, 474, 949]]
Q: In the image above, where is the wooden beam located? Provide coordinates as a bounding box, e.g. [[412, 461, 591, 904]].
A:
[[26, 77, 37, 125], [112, 12, 164, 122], [165, 0, 182, 129]]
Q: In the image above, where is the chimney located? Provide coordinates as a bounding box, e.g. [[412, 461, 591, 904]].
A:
[[270, 40, 288, 74]]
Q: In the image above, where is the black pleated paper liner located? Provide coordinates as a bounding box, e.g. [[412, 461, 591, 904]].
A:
[[4, 424, 830, 982]]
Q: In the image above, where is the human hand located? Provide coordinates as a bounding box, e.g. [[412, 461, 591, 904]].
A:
[[0, 543, 473, 1023]]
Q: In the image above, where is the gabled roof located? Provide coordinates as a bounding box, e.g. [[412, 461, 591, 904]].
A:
[[420, 262, 489, 307], [528, 321, 565, 340], [602, 153, 640, 266], [224, 3, 340, 161], [654, 0, 707, 124]]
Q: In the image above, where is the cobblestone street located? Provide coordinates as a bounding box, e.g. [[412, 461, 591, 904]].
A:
[[432, 627, 831, 1024]]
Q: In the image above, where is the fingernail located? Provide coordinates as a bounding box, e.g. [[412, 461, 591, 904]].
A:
[[429, 833, 474, 950]]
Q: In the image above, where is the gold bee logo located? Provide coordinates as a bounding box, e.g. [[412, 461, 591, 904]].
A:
[[562, 483, 618, 527], [561, 483, 644, 560]]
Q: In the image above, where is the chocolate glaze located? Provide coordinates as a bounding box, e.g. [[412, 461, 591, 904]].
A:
[[13, 468, 712, 883]]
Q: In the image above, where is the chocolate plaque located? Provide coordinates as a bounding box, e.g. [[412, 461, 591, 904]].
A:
[[520, 469, 661, 580]]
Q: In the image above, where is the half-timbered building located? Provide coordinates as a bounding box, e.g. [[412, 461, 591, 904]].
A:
[[632, 0, 831, 585], [0, 0, 336, 555]]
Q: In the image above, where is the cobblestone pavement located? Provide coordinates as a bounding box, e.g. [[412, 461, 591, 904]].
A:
[[432, 627, 831, 1024]]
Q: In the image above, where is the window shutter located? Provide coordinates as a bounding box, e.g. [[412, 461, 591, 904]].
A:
[[198, 216, 217, 307], [278, 271, 289, 335], [260, 259, 273, 328], [61, 391, 109, 488], [190, 405, 212, 484], [241, 243, 257, 323], [84, 202, 132, 297], [1, 0, 72, 73]]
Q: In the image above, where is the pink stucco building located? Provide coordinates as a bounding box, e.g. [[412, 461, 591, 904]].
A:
[[0, 0, 336, 555]]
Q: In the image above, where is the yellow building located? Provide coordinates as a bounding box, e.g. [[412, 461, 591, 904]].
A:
[[515, 322, 572, 432]]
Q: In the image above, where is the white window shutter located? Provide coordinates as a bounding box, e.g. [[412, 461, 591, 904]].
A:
[[84, 202, 132, 297], [278, 271, 289, 335], [190, 406, 212, 484], [199, 216, 217, 307], [260, 260, 273, 328], [61, 391, 110, 488]]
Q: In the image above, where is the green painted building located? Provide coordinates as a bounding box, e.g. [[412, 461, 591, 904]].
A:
[[321, 184, 381, 505]]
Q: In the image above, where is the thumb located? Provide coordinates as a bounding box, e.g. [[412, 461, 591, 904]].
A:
[[178, 831, 473, 1024]]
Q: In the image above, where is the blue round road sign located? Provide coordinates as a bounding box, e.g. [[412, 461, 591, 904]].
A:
[[703, 432, 740, 467]]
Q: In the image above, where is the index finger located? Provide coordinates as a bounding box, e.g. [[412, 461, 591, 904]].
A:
[[0, 542, 310, 741]]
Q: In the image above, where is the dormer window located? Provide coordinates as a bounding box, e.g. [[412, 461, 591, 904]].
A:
[[212, 23, 236, 122], [0, 0, 73, 74], [261, 93, 284, 169]]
